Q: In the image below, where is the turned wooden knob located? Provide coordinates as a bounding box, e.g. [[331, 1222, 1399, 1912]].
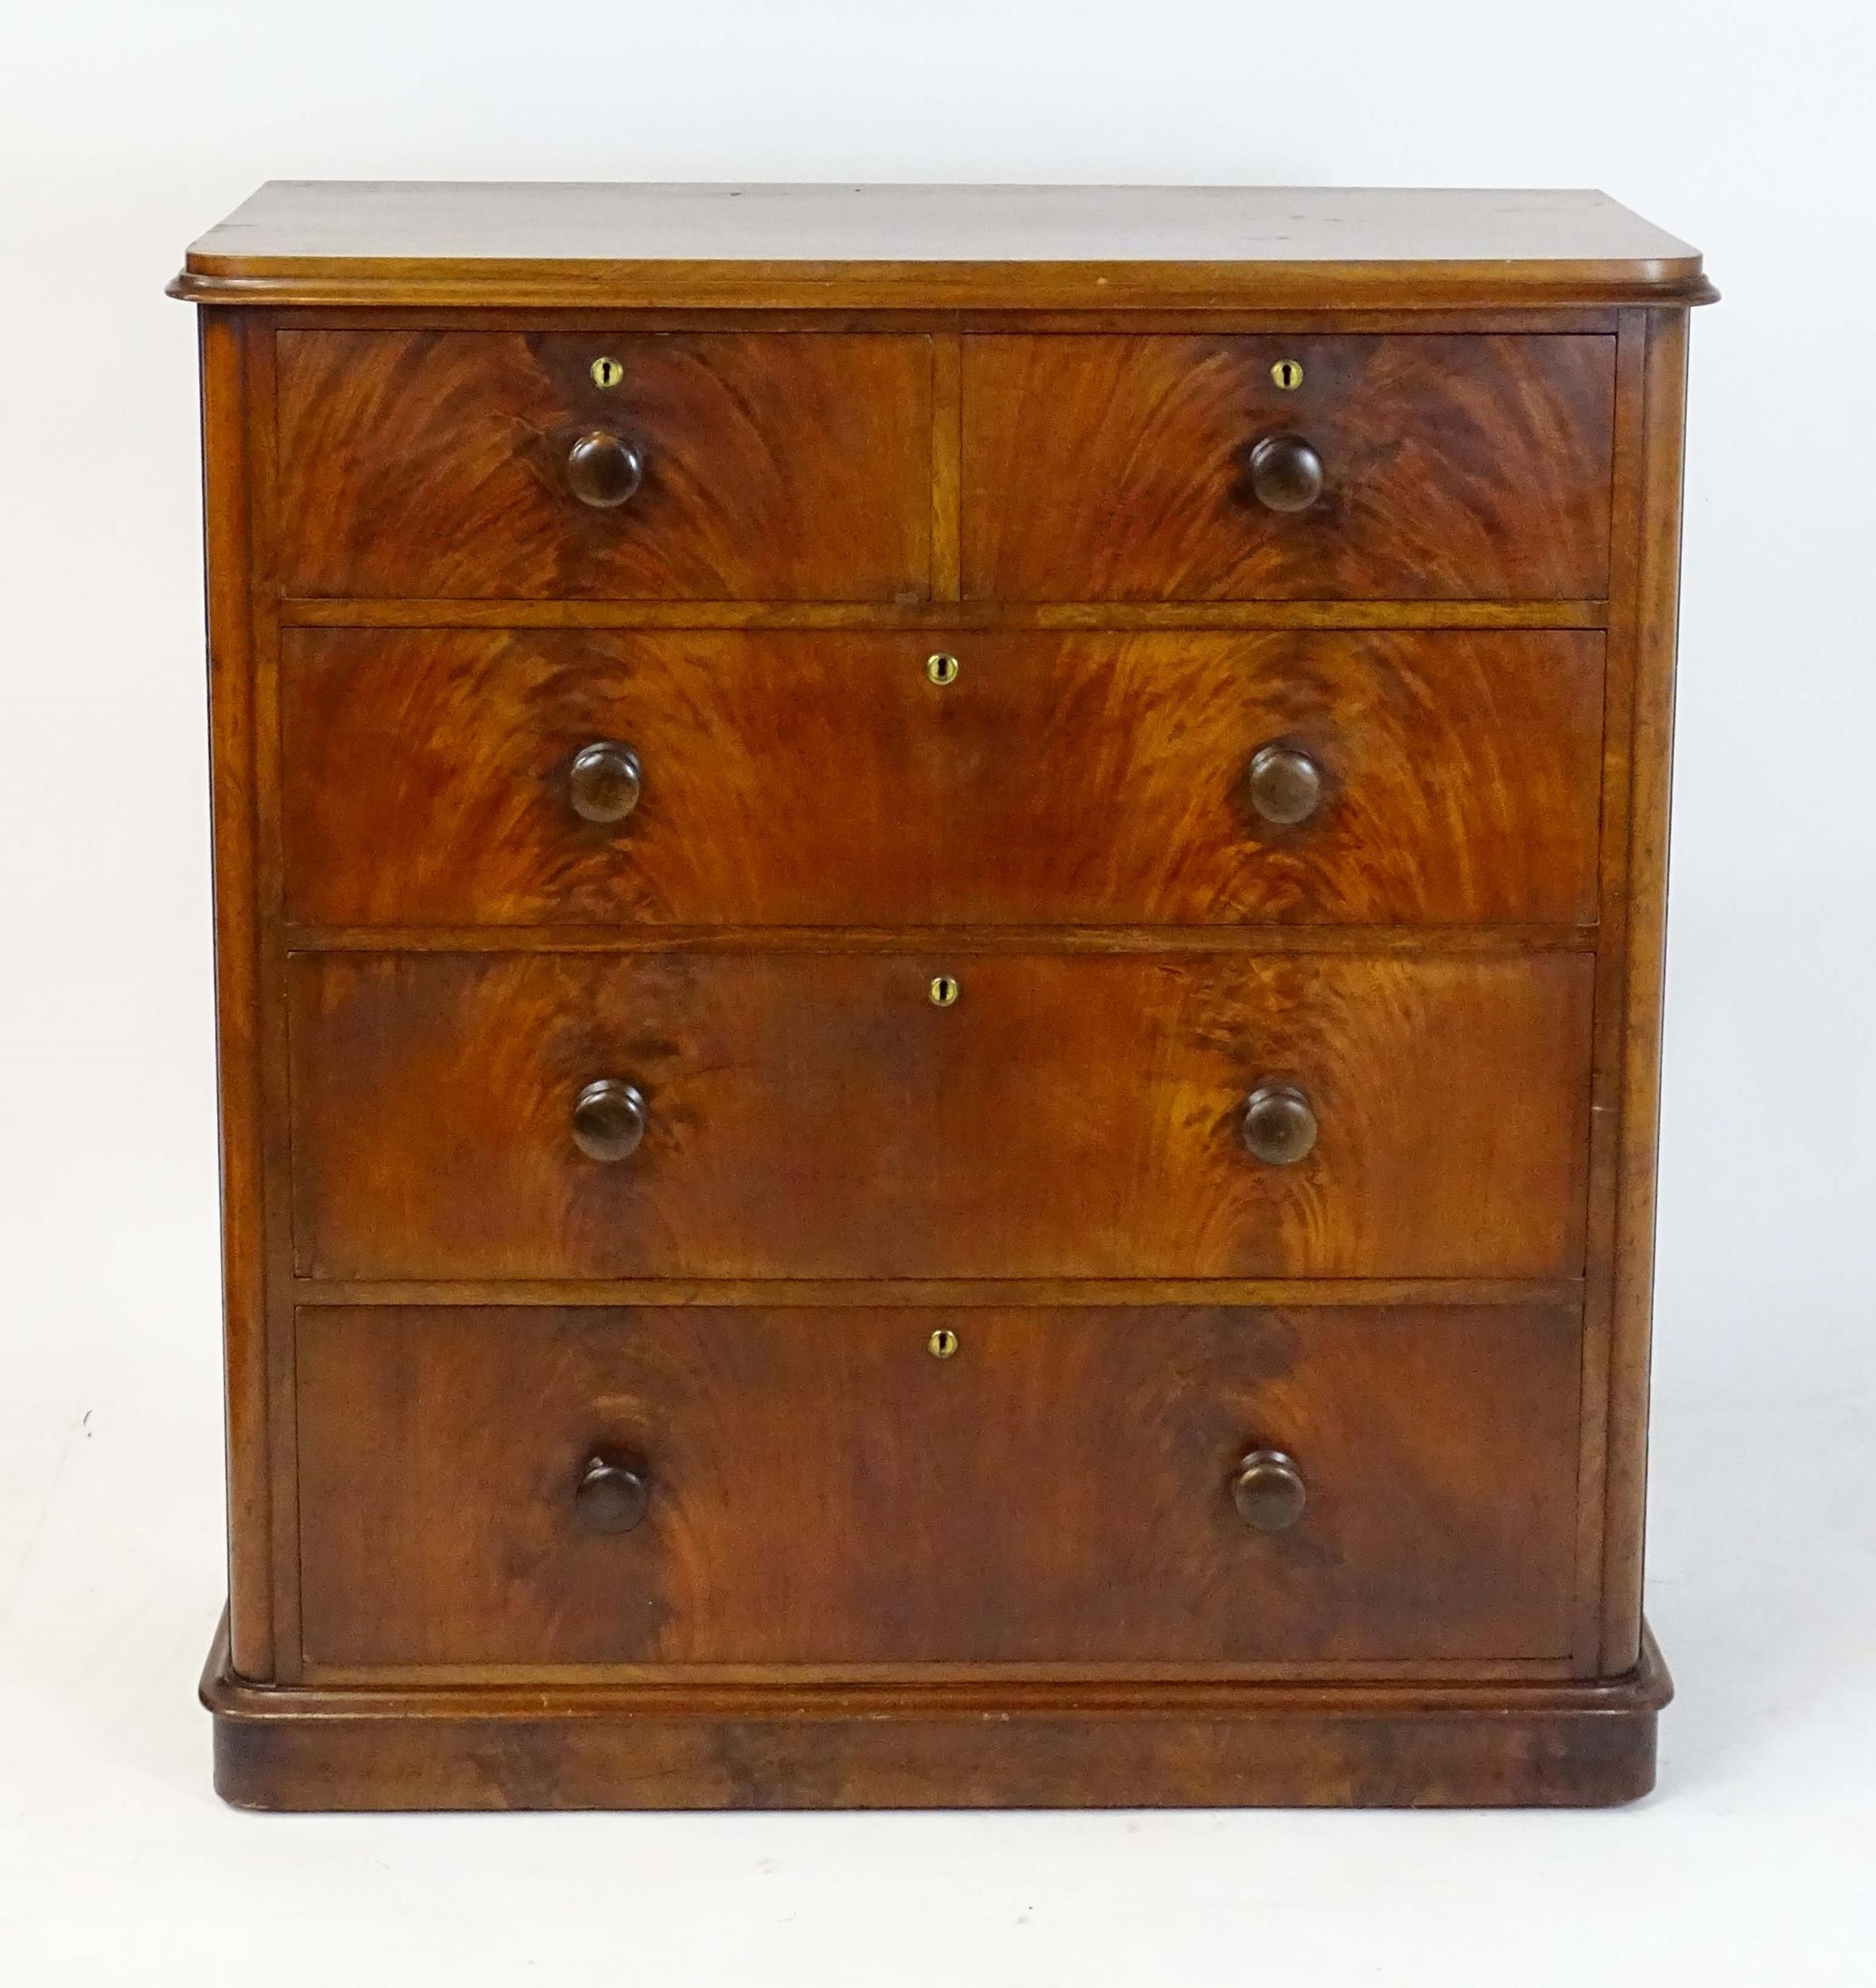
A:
[[1245, 743, 1324, 825], [1241, 1081, 1317, 1165], [571, 1079, 647, 1163], [1231, 1449, 1307, 1532], [1248, 433, 1324, 513], [569, 741, 643, 823], [565, 429, 645, 508], [573, 1454, 650, 1535]]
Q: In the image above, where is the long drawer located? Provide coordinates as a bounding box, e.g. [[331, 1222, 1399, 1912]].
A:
[[962, 333, 1615, 600], [287, 950, 1593, 1281], [275, 329, 935, 600], [281, 628, 1606, 929], [296, 1303, 1583, 1670]]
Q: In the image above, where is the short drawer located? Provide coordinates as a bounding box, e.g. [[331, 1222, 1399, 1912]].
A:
[[962, 334, 1614, 600], [281, 627, 1604, 929], [297, 1302, 1582, 1670], [288, 950, 1592, 1281], [275, 330, 934, 600]]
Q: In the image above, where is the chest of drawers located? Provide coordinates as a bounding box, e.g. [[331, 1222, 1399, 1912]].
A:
[[173, 183, 1710, 1809]]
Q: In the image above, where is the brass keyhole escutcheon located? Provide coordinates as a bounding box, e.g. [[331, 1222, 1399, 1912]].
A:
[[1271, 359, 1304, 390], [590, 355, 624, 389], [928, 1328, 959, 1361], [928, 974, 960, 1008], [926, 651, 960, 686]]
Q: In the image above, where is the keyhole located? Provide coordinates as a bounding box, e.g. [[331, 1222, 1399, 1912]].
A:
[[591, 356, 624, 390], [928, 974, 960, 1008], [1271, 359, 1304, 390], [926, 652, 960, 686], [928, 1328, 959, 1361]]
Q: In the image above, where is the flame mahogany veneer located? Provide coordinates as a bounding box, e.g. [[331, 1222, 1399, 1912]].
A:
[[174, 182, 1707, 1809]]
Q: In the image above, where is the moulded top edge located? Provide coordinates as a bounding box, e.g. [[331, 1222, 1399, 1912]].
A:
[[170, 182, 1712, 310]]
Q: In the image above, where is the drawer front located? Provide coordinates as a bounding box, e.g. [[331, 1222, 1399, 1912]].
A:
[[962, 334, 1614, 600], [276, 331, 934, 600], [282, 627, 1604, 929], [289, 951, 1592, 1280], [296, 1303, 1581, 1669]]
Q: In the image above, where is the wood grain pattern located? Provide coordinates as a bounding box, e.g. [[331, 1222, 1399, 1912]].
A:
[[277, 329, 934, 600], [285, 925, 1592, 958], [176, 182, 1704, 1809], [293, 1276, 1583, 1309], [280, 598, 1610, 631], [279, 627, 1605, 930], [238, 322, 310, 1683], [962, 334, 1615, 600], [287, 950, 1594, 1281], [1602, 309, 1690, 1672], [1569, 312, 1652, 1672], [204, 1613, 1672, 1810], [198, 312, 272, 1682], [172, 183, 1710, 313], [295, 1303, 1581, 1668]]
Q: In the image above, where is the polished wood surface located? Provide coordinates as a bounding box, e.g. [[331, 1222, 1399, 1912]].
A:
[[1602, 310, 1691, 1672], [277, 330, 933, 600], [1247, 433, 1326, 514], [295, 1303, 1580, 1668], [568, 1077, 647, 1163], [172, 183, 1709, 311], [205, 1613, 1672, 1810], [198, 315, 272, 1682], [1240, 1081, 1319, 1166], [281, 598, 1610, 631], [279, 628, 1605, 928], [963, 335, 1615, 600], [287, 950, 1592, 1281], [1231, 1448, 1310, 1532], [177, 181, 1703, 1809]]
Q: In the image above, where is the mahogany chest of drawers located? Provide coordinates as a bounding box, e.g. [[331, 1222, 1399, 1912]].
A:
[[172, 183, 1711, 1809]]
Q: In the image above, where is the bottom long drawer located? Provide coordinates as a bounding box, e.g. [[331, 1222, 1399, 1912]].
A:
[[296, 1303, 1581, 1672]]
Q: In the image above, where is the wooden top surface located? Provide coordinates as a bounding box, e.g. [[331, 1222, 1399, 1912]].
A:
[[171, 182, 1711, 311]]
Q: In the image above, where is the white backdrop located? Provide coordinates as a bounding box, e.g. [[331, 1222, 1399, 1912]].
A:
[[3, 2, 1873, 1979]]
